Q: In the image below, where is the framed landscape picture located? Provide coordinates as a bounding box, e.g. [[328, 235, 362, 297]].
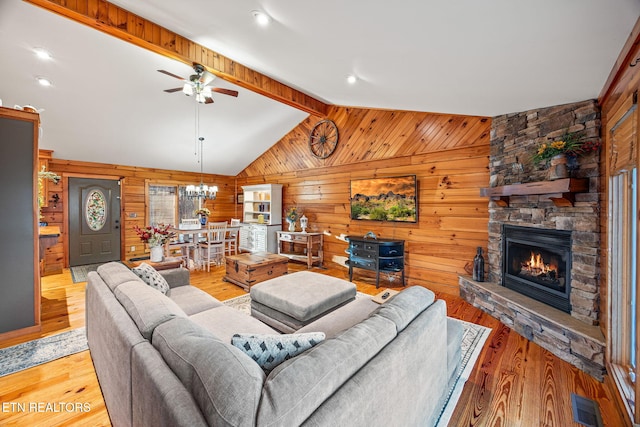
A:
[[350, 175, 418, 223]]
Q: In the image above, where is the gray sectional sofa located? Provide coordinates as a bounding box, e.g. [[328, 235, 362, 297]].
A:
[[86, 261, 463, 427]]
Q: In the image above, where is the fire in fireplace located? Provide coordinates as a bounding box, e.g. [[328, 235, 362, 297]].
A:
[[502, 225, 572, 313], [518, 250, 563, 287]]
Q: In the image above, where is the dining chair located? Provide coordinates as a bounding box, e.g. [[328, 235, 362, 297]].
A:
[[225, 219, 241, 256], [198, 221, 227, 271]]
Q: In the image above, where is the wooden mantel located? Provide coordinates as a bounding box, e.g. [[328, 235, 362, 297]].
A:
[[480, 178, 589, 207]]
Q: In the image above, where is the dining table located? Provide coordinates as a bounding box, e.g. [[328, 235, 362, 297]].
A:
[[167, 223, 241, 269]]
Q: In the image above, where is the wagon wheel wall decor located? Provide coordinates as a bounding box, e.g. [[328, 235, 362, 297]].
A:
[[308, 119, 339, 159]]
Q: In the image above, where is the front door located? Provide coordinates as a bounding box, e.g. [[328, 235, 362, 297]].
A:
[[68, 178, 121, 266]]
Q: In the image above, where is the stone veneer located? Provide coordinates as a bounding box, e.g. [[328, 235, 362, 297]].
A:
[[461, 99, 605, 378]]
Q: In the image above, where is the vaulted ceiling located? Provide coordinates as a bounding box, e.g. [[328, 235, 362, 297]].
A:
[[0, 0, 638, 175]]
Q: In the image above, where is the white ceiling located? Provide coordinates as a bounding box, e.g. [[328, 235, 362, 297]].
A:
[[1, 0, 638, 175]]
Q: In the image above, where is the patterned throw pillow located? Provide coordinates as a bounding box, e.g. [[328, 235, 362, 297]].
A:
[[132, 262, 170, 295], [231, 332, 325, 372]]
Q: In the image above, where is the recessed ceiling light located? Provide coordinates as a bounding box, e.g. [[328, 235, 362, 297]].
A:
[[251, 10, 272, 26], [33, 47, 52, 60], [36, 77, 52, 87], [346, 75, 357, 85]]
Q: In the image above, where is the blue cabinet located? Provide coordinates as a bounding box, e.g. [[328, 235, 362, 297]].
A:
[[346, 236, 405, 288]]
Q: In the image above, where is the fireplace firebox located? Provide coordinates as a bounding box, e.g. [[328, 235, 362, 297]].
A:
[[502, 225, 572, 313]]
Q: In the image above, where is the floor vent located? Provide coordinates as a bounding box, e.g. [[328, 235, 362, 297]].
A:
[[571, 393, 603, 427]]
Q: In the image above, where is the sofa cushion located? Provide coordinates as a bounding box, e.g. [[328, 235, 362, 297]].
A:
[[153, 317, 265, 427], [114, 280, 187, 340], [297, 294, 379, 339], [97, 261, 143, 292], [375, 286, 435, 332], [158, 267, 190, 288], [189, 305, 279, 343], [231, 332, 325, 372], [256, 313, 396, 426], [168, 285, 223, 315], [132, 263, 170, 294]]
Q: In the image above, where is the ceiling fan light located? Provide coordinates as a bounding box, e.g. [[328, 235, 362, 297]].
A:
[[202, 86, 212, 97], [251, 10, 271, 26], [183, 83, 193, 96], [196, 92, 206, 103]]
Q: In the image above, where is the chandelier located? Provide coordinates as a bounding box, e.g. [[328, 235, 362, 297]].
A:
[[180, 137, 218, 200], [181, 102, 217, 200]]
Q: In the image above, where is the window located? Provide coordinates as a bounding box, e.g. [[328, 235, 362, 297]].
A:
[[147, 183, 199, 227], [607, 93, 639, 421], [609, 169, 638, 415]]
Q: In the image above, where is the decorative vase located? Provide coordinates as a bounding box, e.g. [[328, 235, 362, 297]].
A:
[[199, 216, 207, 226], [300, 215, 308, 233], [548, 154, 569, 180], [288, 220, 296, 232], [472, 247, 485, 282], [150, 245, 164, 262]]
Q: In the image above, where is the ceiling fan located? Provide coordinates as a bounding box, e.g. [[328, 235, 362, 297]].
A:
[[158, 63, 239, 104]]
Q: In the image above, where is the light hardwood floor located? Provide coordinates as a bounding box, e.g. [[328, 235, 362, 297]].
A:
[[0, 262, 626, 426]]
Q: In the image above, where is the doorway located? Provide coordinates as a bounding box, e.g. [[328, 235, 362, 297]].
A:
[[68, 178, 121, 266]]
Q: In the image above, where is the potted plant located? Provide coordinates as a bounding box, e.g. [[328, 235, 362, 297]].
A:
[[285, 207, 299, 232], [532, 131, 601, 180], [133, 224, 175, 262]]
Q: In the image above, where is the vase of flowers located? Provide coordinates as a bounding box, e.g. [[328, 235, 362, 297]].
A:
[[532, 131, 601, 180], [134, 224, 175, 262], [194, 207, 211, 226], [285, 207, 299, 232], [149, 246, 164, 262], [547, 153, 569, 180]]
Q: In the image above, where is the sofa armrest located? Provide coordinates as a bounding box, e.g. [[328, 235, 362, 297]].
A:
[[159, 267, 190, 288]]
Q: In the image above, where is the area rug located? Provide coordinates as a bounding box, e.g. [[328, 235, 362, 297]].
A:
[[70, 261, 124, 283], [222, 293, 491, 425], [0, 328, 88, 377]]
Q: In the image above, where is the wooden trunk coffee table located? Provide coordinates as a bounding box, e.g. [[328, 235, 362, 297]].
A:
[[223, 252, 288, 291]]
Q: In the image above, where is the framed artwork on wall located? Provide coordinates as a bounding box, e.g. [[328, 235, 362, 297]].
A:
[[237, 193, 244, 204]]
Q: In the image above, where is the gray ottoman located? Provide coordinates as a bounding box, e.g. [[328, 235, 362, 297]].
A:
[[250, 271, 357, 333]]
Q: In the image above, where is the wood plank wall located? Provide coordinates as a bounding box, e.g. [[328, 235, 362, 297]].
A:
[[45, 158, 238, 264], [238, 106, 491, 293]]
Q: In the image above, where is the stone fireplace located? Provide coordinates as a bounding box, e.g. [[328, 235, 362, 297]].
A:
[[459, 99, 605, 379]]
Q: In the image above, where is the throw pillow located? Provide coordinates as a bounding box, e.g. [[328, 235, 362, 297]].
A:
[[231, 332, 325, 372], [132, 262, 170, 295]]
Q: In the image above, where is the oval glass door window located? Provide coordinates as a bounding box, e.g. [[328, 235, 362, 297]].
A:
[[85, 189, 107, 231]]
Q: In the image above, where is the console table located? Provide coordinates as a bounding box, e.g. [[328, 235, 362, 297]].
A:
[[347, 236, 405, 288], [277, 231, 323, 269]]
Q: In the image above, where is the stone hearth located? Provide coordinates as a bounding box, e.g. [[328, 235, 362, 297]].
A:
[[461, 99, 605, 378], [459, 277, 605, 379]]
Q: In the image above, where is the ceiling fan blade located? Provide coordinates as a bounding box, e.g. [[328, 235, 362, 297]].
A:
[[212, 87, 239, 97], [204, 97, 214, 104], [158, 69, 186, 81], [164, 87, 183, 93]]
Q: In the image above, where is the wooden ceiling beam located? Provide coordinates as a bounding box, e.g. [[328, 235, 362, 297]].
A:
[[24, 0, 328, 116]]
